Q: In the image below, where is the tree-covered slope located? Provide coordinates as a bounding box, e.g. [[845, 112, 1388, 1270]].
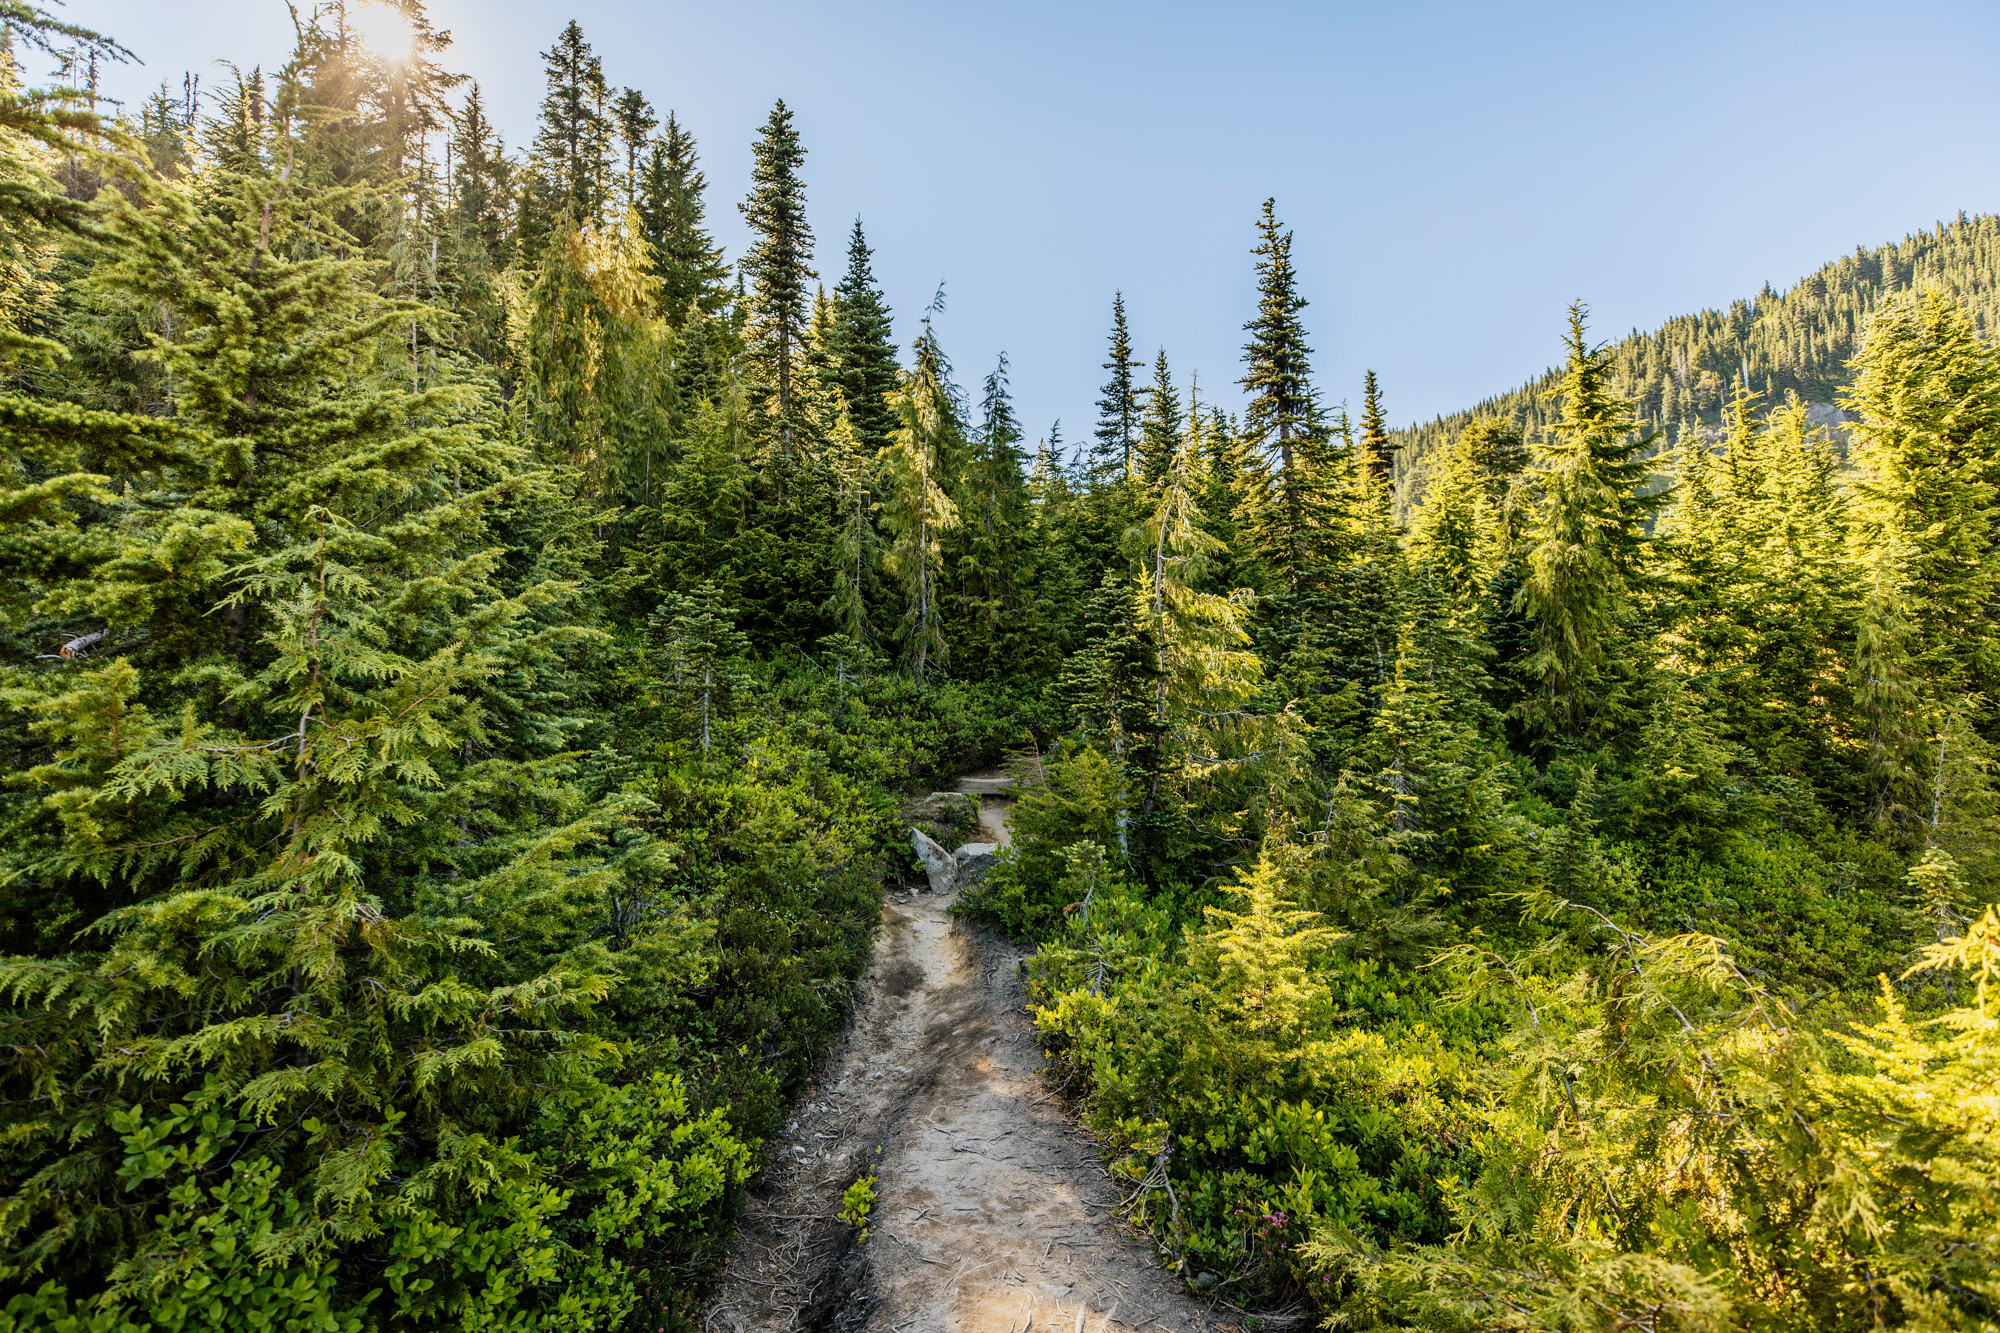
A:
[[1392, 211, 2000, 474]]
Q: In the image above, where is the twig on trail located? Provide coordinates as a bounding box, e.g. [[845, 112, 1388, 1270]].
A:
[[886, 1232, 944, 1263]]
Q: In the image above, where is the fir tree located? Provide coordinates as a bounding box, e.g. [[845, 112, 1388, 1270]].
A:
[[612, 85, 656, 208], [449, 83, 511, 257], [1241, 198, 1314, 478], [1410, 426, 1495, 611], [1137, 348, 1182, 492], [740, 99, 815, 447], [1459, 414, 1529, 509], [1359, 368, 1397, 487], [1844, 289, 2000, 697], [636, 113, 731, 323], [831, 216, 899, 452], [0, 70, 748, 1323], [444, 82, 512, 364], [950, 352, 1032, 673], [1092, 291, 1142, 484], [823, 402, 878, 648], [518, 20, 612, 259], [651, 581, 751, 753]]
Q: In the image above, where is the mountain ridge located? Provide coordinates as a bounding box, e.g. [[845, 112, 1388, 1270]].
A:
[[1390, 210, 2000, 484]]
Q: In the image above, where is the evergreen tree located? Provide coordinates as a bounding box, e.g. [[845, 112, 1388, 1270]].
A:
[[831, 216, 899, 452], [1459, 414, 1530, 509], [0, 65, 747, 1324], [1241, 198, 1314, 480], [881, 305, 961, 683], [651, 388, 755, 606], [650, 581, 751, 753], [444, 82, 512, 365], [636, 112, 731, 323], [1092, 291, 1142, 484], [740, 99, 815, 447], [1137, 347, 1181, 492], [1409, 426, 1496, 611], [950, 352, 1032, 673], [1513, 303, 1664, 750], [1359, 368, 1397, 487], [1844, 289, 2000, 697], [612, 85, 656, 208], [449, 83, 511, 256], [823, 402, 878, 648], [518, 20, 612, 260]]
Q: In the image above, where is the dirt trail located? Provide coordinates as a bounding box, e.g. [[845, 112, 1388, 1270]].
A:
[[703, 774, 1225, 1333]]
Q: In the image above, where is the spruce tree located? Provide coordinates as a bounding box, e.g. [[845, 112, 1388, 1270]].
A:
[[831, 216, 899, 452], [823, 402, 879, 648], [1460, 415, 1529, 507], [449, 83, 512, 257], [1092, 292, 1142, 484], [518, 20, 611, 260], [740, 99, 815, 446], [1241, 198, 1313, 479], [445, 83, 512, 365], [650, 581, 751, 753], [636, 112, 730, 323], [1137, 348, 1182, 492], [612, 86, 656, 208], [1410, 427, 1495, 611], [1359, 368, 1397, 487], [949, 352, 1032, 673]]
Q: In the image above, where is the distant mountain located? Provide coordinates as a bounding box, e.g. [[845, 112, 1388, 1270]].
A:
[[1391, 211, 2000, 491]]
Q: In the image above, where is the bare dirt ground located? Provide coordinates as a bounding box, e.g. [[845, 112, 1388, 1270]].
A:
[[702, 775, 1231, 1333]]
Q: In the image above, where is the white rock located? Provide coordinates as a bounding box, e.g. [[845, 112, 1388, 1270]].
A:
[[911, 827, 959, 893]]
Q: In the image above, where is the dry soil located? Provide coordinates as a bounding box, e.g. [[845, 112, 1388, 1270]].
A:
[[701, 774, 1229, 1333]]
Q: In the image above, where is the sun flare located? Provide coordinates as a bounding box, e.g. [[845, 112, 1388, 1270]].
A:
[[350, 2, 416, 62]]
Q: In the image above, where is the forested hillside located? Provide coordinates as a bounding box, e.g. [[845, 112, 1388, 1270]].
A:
[[1393, 212, 2000, 491], [2, 5, 1998, 1332]]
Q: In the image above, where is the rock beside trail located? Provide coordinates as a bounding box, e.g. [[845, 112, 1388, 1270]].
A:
[[953, 842, 998, 880], [911, 827, 958, 893]]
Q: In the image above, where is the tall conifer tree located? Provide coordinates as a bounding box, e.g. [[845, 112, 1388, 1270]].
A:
[[740, 99, 815, 446], [636, 112, 730, 323], [1241, 198, 1313, 479], [1514, 303, 1663, 749], [950, 352, 1032, 672], [1844, 290, 2000, 697], [1093, 292, 1142, 484], [518, 20, 611, 259], [1360, 368, 1397, 487], [881, 302, 961, 683], [831, 217, 900, 452], [1138, 348, 1182, 492], [612, 86, 655, 208]]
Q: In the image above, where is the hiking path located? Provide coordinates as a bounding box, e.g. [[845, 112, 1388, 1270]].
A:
[[702, 772, 1228, 1333]]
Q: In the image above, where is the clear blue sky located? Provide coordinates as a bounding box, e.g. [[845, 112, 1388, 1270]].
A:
[[62, 0, 2000, 443]]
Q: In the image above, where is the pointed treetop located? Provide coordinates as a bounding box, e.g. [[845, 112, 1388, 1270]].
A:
[[1242, 197, 1314, 462], [1093, 291, 1143, 482]]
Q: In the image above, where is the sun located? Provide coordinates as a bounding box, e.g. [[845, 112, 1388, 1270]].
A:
[[350, 1, 417, 63]]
